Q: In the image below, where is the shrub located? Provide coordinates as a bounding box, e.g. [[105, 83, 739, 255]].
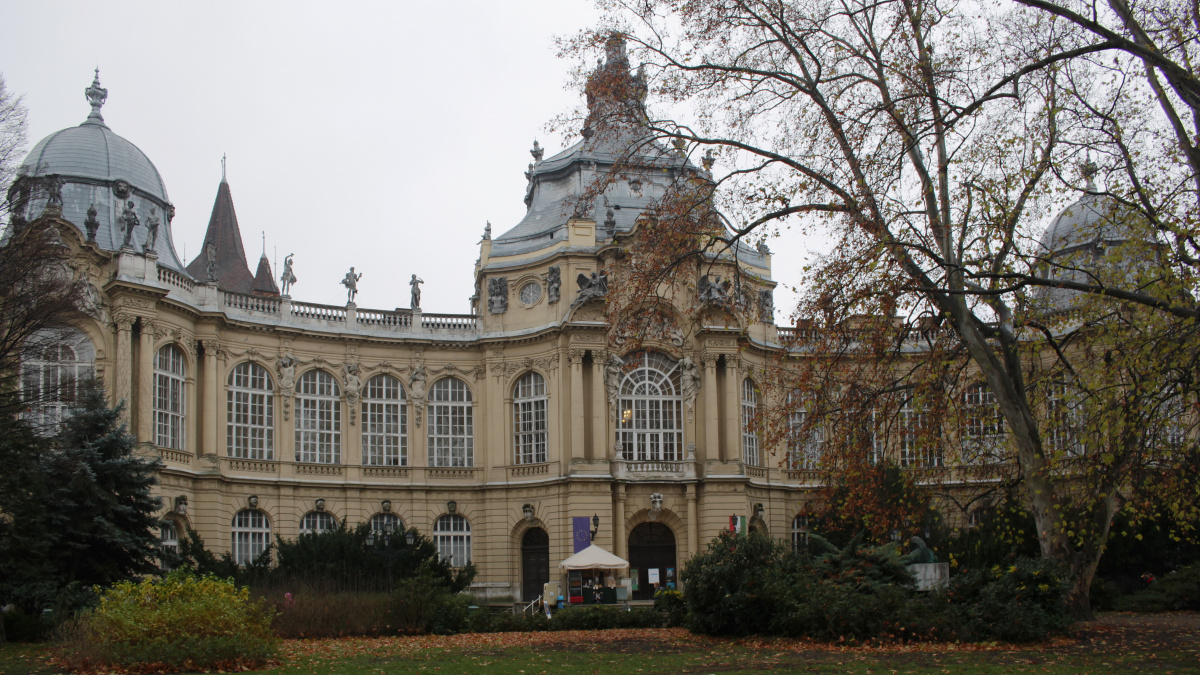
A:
[[549, 605, 661, 630], [940, 558, 1071, 642], [681, 530, 796, 635], [1112, 561, 1200, 612], [2, 608, 51, 642], [56, 569, 276, 672], [654, 588, 686, 627], [268, 590, 391, 639]]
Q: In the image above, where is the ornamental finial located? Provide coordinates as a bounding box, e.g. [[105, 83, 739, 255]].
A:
[[84, 68, 108, 125], [1081, 150, 1098, 192]]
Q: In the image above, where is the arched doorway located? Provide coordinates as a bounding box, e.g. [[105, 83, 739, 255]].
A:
[[628, 522, 676, 600], [520, 527, 550, 602]]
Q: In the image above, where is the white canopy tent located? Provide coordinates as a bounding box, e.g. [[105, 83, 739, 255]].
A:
[[558, 544, 629, 571]]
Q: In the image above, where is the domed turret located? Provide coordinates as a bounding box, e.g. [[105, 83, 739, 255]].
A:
[[11, 71, 187, 272]]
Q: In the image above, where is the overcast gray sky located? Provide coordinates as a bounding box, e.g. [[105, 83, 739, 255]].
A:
[[1, 1, 818, 318]]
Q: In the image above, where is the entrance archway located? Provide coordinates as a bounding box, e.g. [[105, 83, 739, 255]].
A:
[[520, 527, 550, 602], [628, 522, 676, 600]]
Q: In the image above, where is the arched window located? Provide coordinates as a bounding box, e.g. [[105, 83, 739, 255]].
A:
[[363, 374, 406, 466], [513, 372, 547, 464], [369, 513, 403, 535], [231, 509, 271, 565], [741, 378, 761, 466], [21, 329, 95, 431], [159, 521, 179, 570], [790, 515, 809, 552], [296, 369, 341, 464], [962, 383, 1004, 464], [299, 511, 337, 534], [616, 351, 683, 461], [154, 344, 187, 450], [429, 378, 473, 467], [227, 362, 274, 460], [434, 514, 471, 567], [786, 391, 824, 470], [899, 398, 942, 467]]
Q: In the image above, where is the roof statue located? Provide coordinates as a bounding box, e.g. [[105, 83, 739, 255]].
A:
[[143, 207, 159, 254], [118, 199, 140, 249], [280, 253, 297, 296], [341, 267, 362, 304], [410, 274, 424, 309], [85, 68, 107, 124]]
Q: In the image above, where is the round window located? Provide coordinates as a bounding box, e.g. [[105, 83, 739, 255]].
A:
[[519, 282, 542, 305]]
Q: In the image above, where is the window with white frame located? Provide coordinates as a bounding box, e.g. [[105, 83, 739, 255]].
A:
[[786, 391, 825, 470], [741, 379, 762, 466], [868, 408, 885, 465], [513, 372, 547, 464], [154, 344, 186, 450], [434, 514, 471, 567], [296, 369, 341, 464], [429, 378, 473, 467], [231, 509, 271, 565], [299, 511, 337, 534], [362, 374, 406, 466], [616, 351, 683, 462], [21, 329, 95, 431], [899, 398, 942, 467], [790, 514, 810, 551], [369, 513, 403, 535], [962, 383, 1004, 464], [159, 521, 179, 570], [1046, 382, 1081, 456], [227, 362, 274, 460]]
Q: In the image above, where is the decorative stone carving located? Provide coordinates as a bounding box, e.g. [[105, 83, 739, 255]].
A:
[[341, 267, 362, 304], [488, 277, 509, 314], [77, 276, 104, 319], [698, 274, 731, 304], [280, 253, 296, 296], [567, 349, 585, 366], [547, 266, 561, 303], [479, 221, 491, 243], [344, 363, 361, 426], [118, 199, 140, 249], [43, 175, 63, 215], [205, 240, 217, 281], [604, 354, 624, 422], [648, 492, 664, 521], [278, 354, 297, 421], [612, 315, 686, 349], [530, 140, 544, 162], [700, 353, 720, 368], [702, 149, 715, 171], [604, 208, 616, 239], [143, 207, 159, 254], [756, 239, 770, 256], [84, 204, 99, 243], [409, 365, 427, 427], [111, 179, 131, 199], [679, 356, 699, 421], [410, 274, 424, 309], [572, 271, 608, 307], [758, 289, 774, 322]]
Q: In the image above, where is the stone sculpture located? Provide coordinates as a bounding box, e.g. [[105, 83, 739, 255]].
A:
[[605, 354, 624, 421], [410, 274, 424, 309], [410, 365, 427, 427], [341, 267, 362, 304], [43, 175, 63, 213], [547, 266, 561, 303], [280, 253, 297, 296], [488, 277, 509, 314], [758, 289, 774, 322], [479, 221, 491, 243], [118, 199, 140, 249], [344, 363, 362, 425], [84, 204, 99, 243], [278, 354, 296, 420], [143, 207, 159, 254], [698, 274, 731, 304], [573, 271, 608, 306], [205, 240, 217, 281], [902, 536, 939, 564], [679, 356, 699, 418]]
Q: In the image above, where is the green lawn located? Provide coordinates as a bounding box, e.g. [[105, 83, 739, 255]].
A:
[[4, 614, 1198, 674]]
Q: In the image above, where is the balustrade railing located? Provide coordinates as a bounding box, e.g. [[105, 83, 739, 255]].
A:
[[422, 313, 477, 330], [223, 291, 280, 314], [156, 266, 195, 292], [357, 308, 413, 327], [290, 301, 347, 322]]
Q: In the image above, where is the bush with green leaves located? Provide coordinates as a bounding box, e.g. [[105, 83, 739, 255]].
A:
[[1112, 561, 1200, 612], [654, 588, 686, 627], [56, 569, 276, 672], [939, 557, 1070, 642]]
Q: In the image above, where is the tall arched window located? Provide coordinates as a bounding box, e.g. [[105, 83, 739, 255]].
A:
[[154, 344, 187, 450], [791, 515, 809, 551], [231, 509, 271, 565], [429, 378, 473, 467], [786, 390, 824, 470], [513, 372, 547, 464], [962, 383, 1003, 464], [296, 369, 341, 464], [159, 521, 179, 570], [21, 329, 95, 431], [227, 362, 274, 460], [434, 514, 471, 567], [899, 398, 942, 467], [1046, 382, 1081, 456], [741, 378, 761, 466], [616, 351, 683, 461], [299, 511, 337, 534], [363, 374, 406, 466]]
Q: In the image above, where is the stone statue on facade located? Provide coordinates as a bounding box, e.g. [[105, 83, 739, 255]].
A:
[[573, 271, 608, 307], [409, 365, 427, 427], [344, 363, 362, 425], [341, 267, 362, 304], [679, 356, 699, 419], [118, 199, 140, 249], [280, 253, 297, 296], [758, 289, 774, 322], [143, 207, 159, 254], [410, 274, 424, 309], [278, 354, 297, 420], [205, 240, 218, 281], [43, 175, 64, 214], [547, 266, 561, 303], [605, 354, 624, 421], [756, 239, 770, 256], [698, 274, 731, 304], [479, 221, 491, 243], [488, 277, 508, 314], [84, 204, 99, 243]]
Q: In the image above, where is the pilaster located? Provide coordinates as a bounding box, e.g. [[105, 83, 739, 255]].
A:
[[701, 354, 719, 462], [568, 350, 585, 463]]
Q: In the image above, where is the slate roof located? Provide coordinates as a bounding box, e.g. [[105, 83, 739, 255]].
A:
[[252, 253, 280, 296], [186, 180, 256, 293]]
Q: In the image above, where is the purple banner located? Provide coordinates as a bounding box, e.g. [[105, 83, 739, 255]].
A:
[[572, 516, 592, 553]]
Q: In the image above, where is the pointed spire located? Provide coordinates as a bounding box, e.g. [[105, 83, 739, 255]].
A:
[[252, 251, 280, 296], [221, 153, 227, 184], [185, 178, 256, 292], [83, 68, 108, 127]]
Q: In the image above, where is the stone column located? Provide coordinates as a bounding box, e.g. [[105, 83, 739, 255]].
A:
[[568, 350, 585, 462], [186, 342, 199, 457], [614, 483, 628, 560], [114, 313, 135, 417], [724, 355, 741, 463], [201, 340, 219, 458], [137, 319, 156, 445], [701, 354, 719, 462], [591, 349, 608, 460], [686, 484, 699, 560]]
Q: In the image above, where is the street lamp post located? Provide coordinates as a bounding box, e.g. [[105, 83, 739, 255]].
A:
[[369, 525, 417, 594]]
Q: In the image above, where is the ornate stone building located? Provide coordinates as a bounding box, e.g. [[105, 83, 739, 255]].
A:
[[11, 53, 807, 603]]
